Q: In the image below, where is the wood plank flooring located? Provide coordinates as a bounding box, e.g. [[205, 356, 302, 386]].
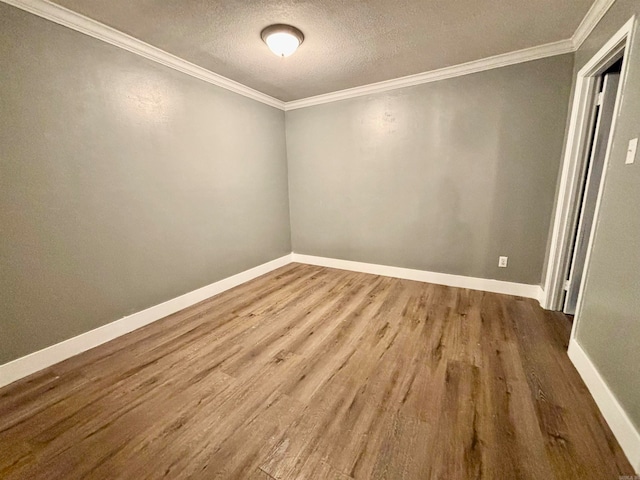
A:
[[0, 263, 633, 479]]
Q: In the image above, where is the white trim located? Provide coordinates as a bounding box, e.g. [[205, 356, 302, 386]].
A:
[[569, 18, 635, 339], [292, 254, 543, 302], [0, 254, 293, 389], [0, 0, 286, 110], [572, 0, 618, 49], [0, 0, 619, 111], [284, 40, 574, 110], [542, 17, 635, 311], [568, 339, 640, 473], [540, 73, 596, 310], [0, 251, 546, 388], [284, 0, 617, 112]]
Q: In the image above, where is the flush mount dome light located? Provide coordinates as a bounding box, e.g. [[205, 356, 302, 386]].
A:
[[261, 24, 304, 57]]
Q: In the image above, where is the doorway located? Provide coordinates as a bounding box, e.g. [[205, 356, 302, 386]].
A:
[[542, 17, 634, 326], [563, 59, 622, 314]]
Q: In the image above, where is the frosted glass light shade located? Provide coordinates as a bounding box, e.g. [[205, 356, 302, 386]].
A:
[[265, 32, 300, 57], [261, 24, 304, 57]]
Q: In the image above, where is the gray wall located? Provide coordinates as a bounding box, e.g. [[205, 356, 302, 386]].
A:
[[286, 55, 574, 284], [0, 4, 291, 364], [572, 1, 640, 431]]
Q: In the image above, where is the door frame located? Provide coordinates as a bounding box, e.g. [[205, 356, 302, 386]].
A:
[[564, 70, 619, 315], [542, 16, 635, 329]]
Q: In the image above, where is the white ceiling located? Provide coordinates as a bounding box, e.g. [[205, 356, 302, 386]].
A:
[[49, 0, 595, 102]]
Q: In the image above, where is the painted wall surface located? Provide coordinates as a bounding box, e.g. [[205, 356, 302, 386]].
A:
[[286, 55, 574, 284], [573, 1, 640, 431], [0, 4, 291, 363]]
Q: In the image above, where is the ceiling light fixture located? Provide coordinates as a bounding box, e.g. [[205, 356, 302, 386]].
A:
[[261, 24, 304, 57]]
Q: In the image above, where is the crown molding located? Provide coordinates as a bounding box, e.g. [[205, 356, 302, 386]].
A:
[[285, 39, 574, 110], [1, 0, 286, 110], [2, 0, 619, 112], [285, 0, 618, 110], [572, 0, 617, 49]]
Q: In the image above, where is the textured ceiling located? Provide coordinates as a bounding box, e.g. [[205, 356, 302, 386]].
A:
[[49, 0, 594, 102]]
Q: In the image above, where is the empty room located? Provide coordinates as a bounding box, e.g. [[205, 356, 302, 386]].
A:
[[1, 0, 639, 478]]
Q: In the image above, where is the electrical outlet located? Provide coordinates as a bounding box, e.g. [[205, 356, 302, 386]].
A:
[[498, 256, 508, 268]]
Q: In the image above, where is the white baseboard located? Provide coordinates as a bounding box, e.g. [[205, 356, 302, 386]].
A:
[[568, 339, 640, 473], [0, 254, 293, 389], [0, 252, 546, 389], [539, 286, 549, 309], [292, 253, 543, 302]]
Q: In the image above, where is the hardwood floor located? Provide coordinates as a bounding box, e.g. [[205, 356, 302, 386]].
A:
[[0, 263, 633, 479]]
